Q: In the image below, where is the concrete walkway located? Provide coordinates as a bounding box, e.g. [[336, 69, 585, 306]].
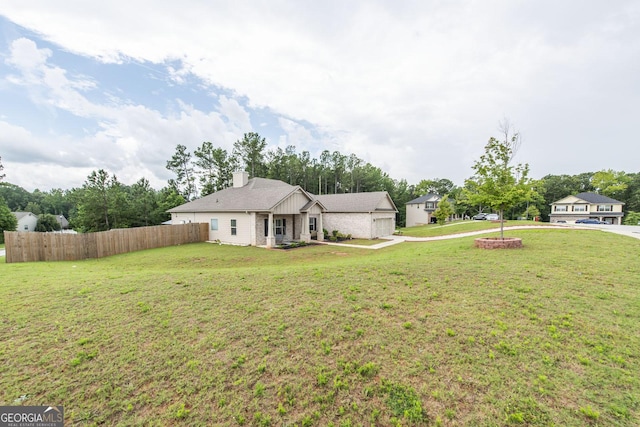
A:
[[322, 224, 640, 250]]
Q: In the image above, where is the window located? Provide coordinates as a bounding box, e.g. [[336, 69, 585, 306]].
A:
[[572, 205, 586, 212], [210, 219, 218, 230], [597, 205, 613, 212], [24, 224, 29, 230], [425, 202, 435, 209], [554, 205, 567, 212], [264, 218, 287, 236], [309, 217, 317, 232], [230, 219, 237, 236]]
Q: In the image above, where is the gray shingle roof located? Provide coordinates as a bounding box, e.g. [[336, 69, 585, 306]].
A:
[[168, 178, 301, 213], [12, 212, 35, 220], [406, 193, 440, 204], [314, 192, 398, 213], [168, 178, 398, 214], [575, 192, 624, 204]]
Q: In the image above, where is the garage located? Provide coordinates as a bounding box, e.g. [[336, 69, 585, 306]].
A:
[[375, 217, 395, 238]]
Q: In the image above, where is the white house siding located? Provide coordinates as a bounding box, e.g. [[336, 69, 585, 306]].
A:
[[15, 213, 38, 231], [172, 212, 253, 245], [406, 204, 430, 227]]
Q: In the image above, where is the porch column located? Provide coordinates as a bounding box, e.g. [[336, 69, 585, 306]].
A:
[[266, 212, 276, 248], [300, 212, 311, 243], [317, 212, 324, 242]]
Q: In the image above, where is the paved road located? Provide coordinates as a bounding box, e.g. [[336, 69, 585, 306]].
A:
[[324, 224, 640, 250], [586, 223, 640, 239]]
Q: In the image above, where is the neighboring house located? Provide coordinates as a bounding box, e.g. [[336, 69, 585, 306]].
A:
[[550, 192, 625, 224], [12, 212, 38, 231], [168, 172, 398, 247], [55, 214, 70, 229], [405, 194, 441, 227]]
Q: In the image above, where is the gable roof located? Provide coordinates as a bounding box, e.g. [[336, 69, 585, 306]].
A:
[[12, 211, 36, 220], [168, 178, 398, 215], [315, 192, 398, 213], [406, 194, 440, 205], [168, 178, 311, 213], [574, 192, 624, 205]]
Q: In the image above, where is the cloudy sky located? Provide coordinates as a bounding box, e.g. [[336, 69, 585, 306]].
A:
[[1, 1, 639, 192]]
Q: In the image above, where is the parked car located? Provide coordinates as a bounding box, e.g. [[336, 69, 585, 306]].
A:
[[485, 213, 499, 221], [472, 213, 487, 220], [575, 218, 606, 224]]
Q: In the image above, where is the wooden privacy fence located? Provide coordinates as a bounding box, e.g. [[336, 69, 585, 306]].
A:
[[3, 223, 209, 263]]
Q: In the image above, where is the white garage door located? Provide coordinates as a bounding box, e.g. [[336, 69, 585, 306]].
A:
[[375, 218, 393, 237]]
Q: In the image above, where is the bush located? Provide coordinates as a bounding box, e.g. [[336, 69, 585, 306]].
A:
[[623, 211, 640, 226]]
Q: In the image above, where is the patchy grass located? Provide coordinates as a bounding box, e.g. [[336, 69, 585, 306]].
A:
[[1, 229, 639, 425], [399, 219, 549, 237]]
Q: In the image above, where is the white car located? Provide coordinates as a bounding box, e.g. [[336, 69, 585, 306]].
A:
[[485, 213, 500, 221]]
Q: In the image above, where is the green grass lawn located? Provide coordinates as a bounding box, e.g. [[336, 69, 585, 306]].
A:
[[331, 238, 384, 246], [398, 220, 550, 237], [1, 229, 639, 425]]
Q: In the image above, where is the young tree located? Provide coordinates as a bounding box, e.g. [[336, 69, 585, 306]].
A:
[[463, 121, 535, 239], [433, 195, 454, 225], [623, 211, 640, 226]]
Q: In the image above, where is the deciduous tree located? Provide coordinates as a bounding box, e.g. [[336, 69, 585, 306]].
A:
[[592, 169, 629, 199], [463, 121, 535, 239], [0, 201, 17, 242], [35, 213, 61, 232], [434, 195, 454, 225]]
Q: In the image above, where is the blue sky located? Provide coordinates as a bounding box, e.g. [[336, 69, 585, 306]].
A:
[[1, 2, 639, 191]]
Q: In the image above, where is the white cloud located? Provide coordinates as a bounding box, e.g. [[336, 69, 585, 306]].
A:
[[1, 0, 639, 190], [0, 36, 267, 190]]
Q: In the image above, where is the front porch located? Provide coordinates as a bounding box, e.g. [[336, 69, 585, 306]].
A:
[[256, 212, 324, 248]]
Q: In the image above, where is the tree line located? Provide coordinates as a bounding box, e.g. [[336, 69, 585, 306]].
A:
[[165, 132, 404, 201], [1, 134, 640, 240]]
